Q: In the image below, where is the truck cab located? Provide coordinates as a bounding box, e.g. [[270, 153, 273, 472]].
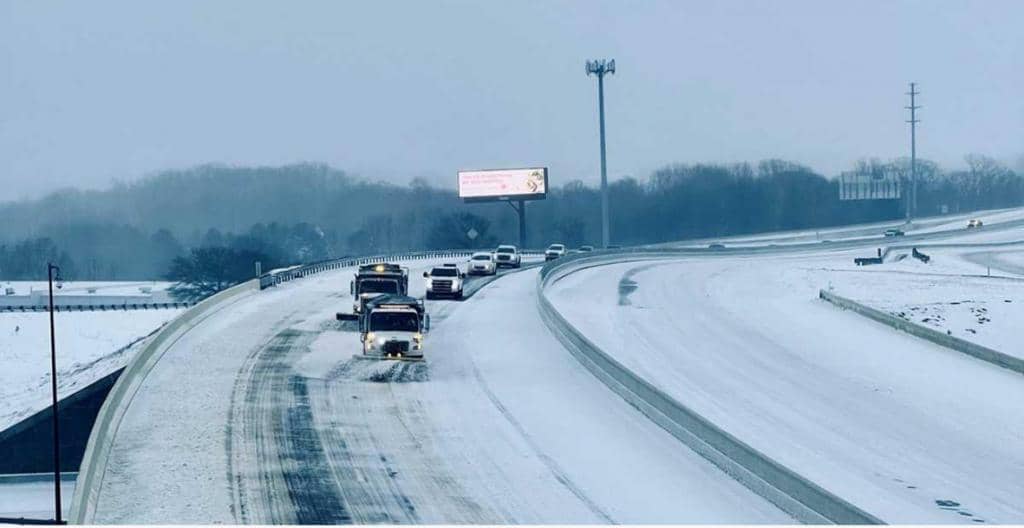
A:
[[350, 263, 409, 314], [356, 295, 429, 360]]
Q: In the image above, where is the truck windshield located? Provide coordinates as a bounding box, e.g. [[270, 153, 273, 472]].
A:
[[359, 279, 399, 294], [472, 254, 491, 261], [496, 247, 514, 253], [369, 312, 419, 332], [549, 245, 564, 250], [432, 268, 458, 276]]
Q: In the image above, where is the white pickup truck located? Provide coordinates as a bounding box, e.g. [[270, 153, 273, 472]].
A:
[[493, 245, 521, 268], [424, 265, 465, 300]]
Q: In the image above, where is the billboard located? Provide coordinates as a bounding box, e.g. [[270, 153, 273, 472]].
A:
[[839, 171, 901, 200], [458, 167, 548, 203]]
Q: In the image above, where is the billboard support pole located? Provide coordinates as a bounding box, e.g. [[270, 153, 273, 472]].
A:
[[507, 200, 527, 248]]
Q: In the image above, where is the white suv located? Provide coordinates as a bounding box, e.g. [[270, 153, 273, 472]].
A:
[[545, 243, 566, 261], [493, 245, 521, 268]]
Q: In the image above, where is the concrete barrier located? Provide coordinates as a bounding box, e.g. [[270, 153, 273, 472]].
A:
[[537, 255, 882, 524], [68, 279, 258, 523], [819, 289, 1024, 375]]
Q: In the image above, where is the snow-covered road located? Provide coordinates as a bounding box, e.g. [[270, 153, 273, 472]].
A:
[[547, 252, 1024, 524], [87, 260, 789, 523]]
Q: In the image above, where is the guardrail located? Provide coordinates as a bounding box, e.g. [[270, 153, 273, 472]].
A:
[[819, 289, 1023, 375], [0, 302, 191, 313], [68, 279, 258, 523], [535, 251, 883, 524]]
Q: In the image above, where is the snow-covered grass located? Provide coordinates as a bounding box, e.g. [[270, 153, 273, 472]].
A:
[[826, 268, 1024, 358], [0, 307, 182, 431], [807, 240, 1024, 357]]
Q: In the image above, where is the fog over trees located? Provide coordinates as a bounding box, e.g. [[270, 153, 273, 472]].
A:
[[0, 156, 1021, 281]]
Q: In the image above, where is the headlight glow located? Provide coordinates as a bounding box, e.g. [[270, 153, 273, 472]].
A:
[[365, 332, 376, 342]]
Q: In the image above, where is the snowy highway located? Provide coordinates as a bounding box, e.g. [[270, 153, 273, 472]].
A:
[[82, 258, 790, 523], [547, 238, 1024, 523], [70, 210, 1024, 524]]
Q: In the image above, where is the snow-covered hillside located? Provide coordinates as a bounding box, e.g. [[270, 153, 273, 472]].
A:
[[0, 307, 182, 431]]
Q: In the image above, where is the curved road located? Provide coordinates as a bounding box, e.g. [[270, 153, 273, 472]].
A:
[[88, 259, 789, 523], [546, 241, 1024, 523]]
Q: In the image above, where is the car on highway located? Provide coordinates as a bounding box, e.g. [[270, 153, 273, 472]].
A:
[[578, 245, 594, 252], [468, 252, 497, 275], [423, 266, 465, 300], [883, 228, 905, 237], [493, 245, 522, 268], [545, 243, 566, 261], [968, 218, 984, 228]]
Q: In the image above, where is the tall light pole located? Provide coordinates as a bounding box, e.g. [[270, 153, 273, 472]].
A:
[[47, 263, 63, 524], [906, 82, 920, 222], [586, 59, 615, 248]]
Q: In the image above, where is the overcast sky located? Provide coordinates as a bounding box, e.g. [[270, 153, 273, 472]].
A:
[[2, 0, 1022, 201]]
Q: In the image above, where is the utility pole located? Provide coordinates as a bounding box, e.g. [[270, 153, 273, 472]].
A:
[[906, 82, 920, 222], [586, 59, 615, 248], [47, 263, 63, 524]]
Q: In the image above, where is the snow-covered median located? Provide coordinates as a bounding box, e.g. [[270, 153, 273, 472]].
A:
[[831, 272, 1024, 359]]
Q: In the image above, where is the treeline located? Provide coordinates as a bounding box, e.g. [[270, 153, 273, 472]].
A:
[[0, 155, 1021, 281]]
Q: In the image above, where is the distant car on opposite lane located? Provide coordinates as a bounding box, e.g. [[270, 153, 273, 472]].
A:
[[968, 218, 984, 228], [884, 228, 905, 237], [578, 245, 594, 253]]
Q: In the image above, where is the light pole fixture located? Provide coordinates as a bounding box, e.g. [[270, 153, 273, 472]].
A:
[[47, 263, 64, 525], [586, 58, 615, 248]]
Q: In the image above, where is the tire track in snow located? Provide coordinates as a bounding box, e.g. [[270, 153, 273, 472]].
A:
[[229, 329, 352, 524], [467, 360, 617, 524]]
